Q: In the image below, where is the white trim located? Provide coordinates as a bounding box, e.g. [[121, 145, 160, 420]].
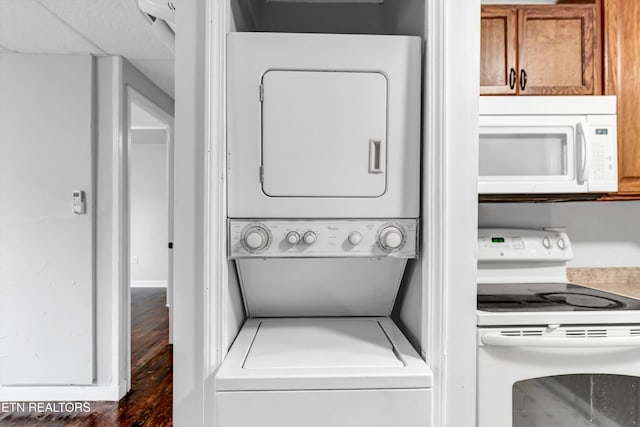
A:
[[111, 56, 125, 397], [204, 1, 229, 426], [131, 280, 168, 288], [424, 1, 479, 427], [0, 381, 127, 402], [424, 2, 446, 426], [210, 0, 230, 372]]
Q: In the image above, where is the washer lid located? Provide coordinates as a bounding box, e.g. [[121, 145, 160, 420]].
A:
[[215, 317, 433, 391], [244, 318, 403, 369]]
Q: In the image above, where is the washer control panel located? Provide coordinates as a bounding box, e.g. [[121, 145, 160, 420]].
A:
[[478, 228, 573, 262], [229, 219, 418, 258]]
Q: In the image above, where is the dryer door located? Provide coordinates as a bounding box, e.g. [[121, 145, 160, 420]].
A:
[[261, 70, 387, 198]]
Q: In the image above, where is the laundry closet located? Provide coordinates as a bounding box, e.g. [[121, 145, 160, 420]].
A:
[[212, 1, 433, 426]]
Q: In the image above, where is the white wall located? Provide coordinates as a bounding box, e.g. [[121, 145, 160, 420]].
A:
[[0, 54, 95, 386], [0, 54, 173, 401], [130, 129, 168, 286], [479, 201, 640, 267], [174, 0, 208, 424]]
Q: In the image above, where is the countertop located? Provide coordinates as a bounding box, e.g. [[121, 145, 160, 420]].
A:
[[567, 267, 640, 300]]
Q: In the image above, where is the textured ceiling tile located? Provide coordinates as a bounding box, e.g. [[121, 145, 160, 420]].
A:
[[0, 0, 104, 54], [38, 0, 173, 60], [128, 58, 175, 97]]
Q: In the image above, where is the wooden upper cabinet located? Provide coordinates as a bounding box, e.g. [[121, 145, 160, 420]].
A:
[[481, 4, 599, 96], [519, 6, 596, 95], [480, 7, 517, 95], [603, 0, 640, 196]]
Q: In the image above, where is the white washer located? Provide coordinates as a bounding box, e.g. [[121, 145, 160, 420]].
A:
[[215, 318, 432, 427]]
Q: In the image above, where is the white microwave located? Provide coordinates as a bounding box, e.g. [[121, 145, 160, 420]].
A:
[[478, 96, 618, 194]]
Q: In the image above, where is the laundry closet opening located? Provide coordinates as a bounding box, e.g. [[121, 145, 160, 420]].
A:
[[213, 3, 432, 427]]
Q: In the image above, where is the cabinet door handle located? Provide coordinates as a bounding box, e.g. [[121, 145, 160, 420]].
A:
[[509, 68, 516, 90], [519, 69, 528, 91]]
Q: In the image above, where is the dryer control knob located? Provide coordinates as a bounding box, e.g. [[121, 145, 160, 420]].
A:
[[557, 238, 567, 250], [542, 237, 552, 249], [379, 226, 405, 251], [303, 231, 317, 245], [286, 231, 300, 245], [243, 226, 269, 252], [348, 232, 362, 245]]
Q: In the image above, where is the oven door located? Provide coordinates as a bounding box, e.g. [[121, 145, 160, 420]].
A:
[[477, 326, 640, 427], [478, 115, 590, 194]]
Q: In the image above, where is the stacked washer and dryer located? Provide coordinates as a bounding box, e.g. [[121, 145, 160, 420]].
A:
[[214, 33, 432, 426]]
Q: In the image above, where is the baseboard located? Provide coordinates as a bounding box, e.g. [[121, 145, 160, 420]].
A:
[[130, 280, 167, 288], [0, 381, 128, 401]]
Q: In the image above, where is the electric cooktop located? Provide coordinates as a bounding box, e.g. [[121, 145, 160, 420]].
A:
[[478, 283, 640, 312]]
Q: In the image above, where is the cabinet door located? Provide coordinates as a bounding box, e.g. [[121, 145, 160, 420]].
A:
[[604, 0, 640, 196], [518, 5, 596, 95], [480, 6, 518, 95]]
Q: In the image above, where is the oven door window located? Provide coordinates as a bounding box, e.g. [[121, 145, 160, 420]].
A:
[[513, 374, 640, 426], [479, 126, 575, 180], [261, 70, 387, 198]]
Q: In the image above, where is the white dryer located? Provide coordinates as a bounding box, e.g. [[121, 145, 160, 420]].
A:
[[227, 32, 422, 219]]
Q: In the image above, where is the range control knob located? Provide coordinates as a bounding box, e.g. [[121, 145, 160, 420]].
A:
[[303, 231, 317, 245], [242, 225, 270, 252], [378, 226, 405, 251], [286, 231, 300, 245], [557, 238, 567, 250], [348, 232, 362, 245], [542, 237, 552, 249]]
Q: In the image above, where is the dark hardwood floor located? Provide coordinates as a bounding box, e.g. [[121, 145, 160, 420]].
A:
[[0, 287, 172, 427]]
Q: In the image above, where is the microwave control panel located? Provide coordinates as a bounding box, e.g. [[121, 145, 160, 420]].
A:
[[478, 228, 573, 262], [586, 117, 618, 191]]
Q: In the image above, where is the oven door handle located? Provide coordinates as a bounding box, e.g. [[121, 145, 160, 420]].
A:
[[481, 334, 640, 348]]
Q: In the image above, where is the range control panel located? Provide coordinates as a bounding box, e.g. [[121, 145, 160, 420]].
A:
[[478, 228, 573, 262], [229, 219, 418, 259]]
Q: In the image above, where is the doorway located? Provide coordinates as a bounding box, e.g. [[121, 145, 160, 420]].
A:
[[126, 88, 174, 390]]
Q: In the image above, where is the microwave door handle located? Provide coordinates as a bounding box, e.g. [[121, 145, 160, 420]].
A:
[[577, 122, 591, 183], [481, 334, 640, 348]]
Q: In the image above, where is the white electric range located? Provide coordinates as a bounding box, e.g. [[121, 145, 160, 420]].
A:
[[477, 228, 640, 427]]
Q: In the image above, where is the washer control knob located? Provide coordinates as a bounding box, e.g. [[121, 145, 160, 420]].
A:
[[378, 226, 405, 251], [286, 231, 300, 245], [542, 237, 552, 249], [348, 232, 362, 245], [303, 231, 317, 245], [243, 226, 269, 252], [557, 238, 567, 250]]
